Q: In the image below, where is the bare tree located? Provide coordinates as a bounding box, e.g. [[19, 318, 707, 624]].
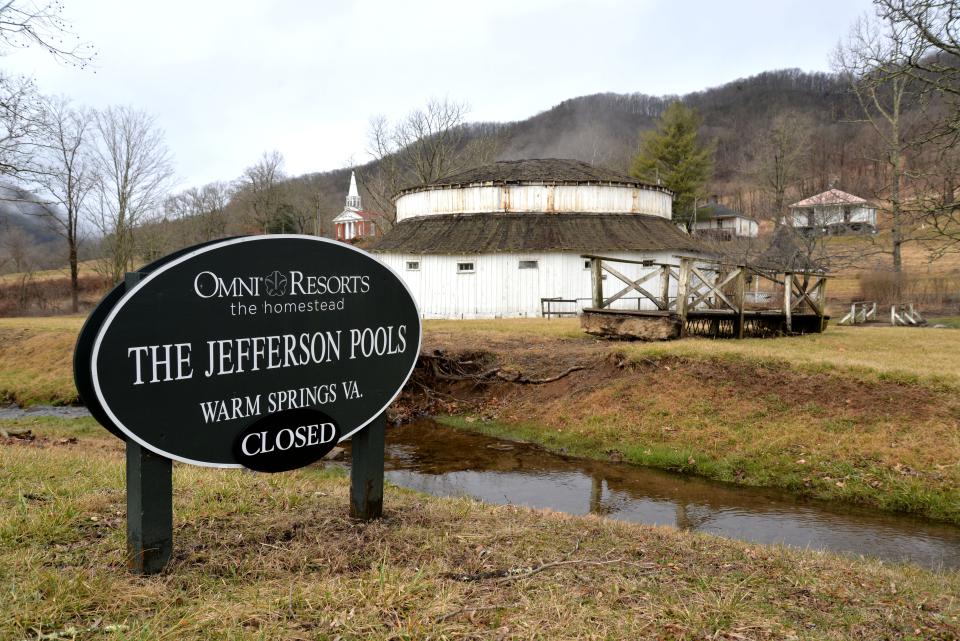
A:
[[91, 106, 174, 283], [232, 151, 291, 233], [834, 14, 927, 292], [0, 72, 42, 178], [164, 181, 231, 245], [874, 2, 959, 121], [281, 178, 325, 235], [0, 223, 33, 273], [748, 112, 811, 223], [0, 2, 94, 179], [0, 0, 94, 66], [872, 1, 960, 254], [363, 98, 502, 225], [26, 95, 95, 312]]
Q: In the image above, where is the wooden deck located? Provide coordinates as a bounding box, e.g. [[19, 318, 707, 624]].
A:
[[580, 255, 831, 340], [582, 307, 828, 339]]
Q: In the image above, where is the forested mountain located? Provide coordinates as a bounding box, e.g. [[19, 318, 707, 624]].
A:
[[0, 68, 905, 269], [493, 69, 870, 217], [309, 69, 877, 230]]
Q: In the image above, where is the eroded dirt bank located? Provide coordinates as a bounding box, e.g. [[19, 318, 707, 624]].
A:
[[393, 332, 960, 524]]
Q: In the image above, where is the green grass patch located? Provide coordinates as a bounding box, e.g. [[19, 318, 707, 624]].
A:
[[929, 316, 960, 329]]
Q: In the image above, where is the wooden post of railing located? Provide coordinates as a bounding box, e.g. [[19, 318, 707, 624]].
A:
[[734, 267, 746, 339], [677, 257, 691, 334], [590, 257, 603, 309], [817, 278, 828, 333], [660, 264, 670, 311], [783, 271, 793, 333]]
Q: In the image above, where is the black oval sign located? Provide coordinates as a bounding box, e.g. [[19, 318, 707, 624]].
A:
[[233, 408, 340, 473], [75, 235, 421, 468]]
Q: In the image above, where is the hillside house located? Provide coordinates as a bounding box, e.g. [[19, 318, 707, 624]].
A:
[[371, 158, 712, 319], [333, 171, 378, 241], [693, 201, 759, 239], [788, 189, 876, 235]]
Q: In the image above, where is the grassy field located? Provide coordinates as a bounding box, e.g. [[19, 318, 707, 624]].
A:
[[4, 316, 960, 524], [426, 318, 960, 384], [1, 415, 958, 640], [930, 316, 960, 329], [0, 316, 87, 406]]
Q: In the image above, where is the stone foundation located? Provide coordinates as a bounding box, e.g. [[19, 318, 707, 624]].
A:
[[580, 310, 682, 341]]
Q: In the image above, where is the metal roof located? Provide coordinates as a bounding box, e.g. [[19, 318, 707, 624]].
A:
[[790, 189, 869, 208]]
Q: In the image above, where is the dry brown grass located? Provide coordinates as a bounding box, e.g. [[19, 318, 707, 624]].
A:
[[425, 318, 960, 384], [2, 416, 958, 641], [0, 316, 85, 405], [826, 235, 960, 306]]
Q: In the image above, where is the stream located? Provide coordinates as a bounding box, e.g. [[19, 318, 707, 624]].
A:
[[377, 420, 960, 572], [5, 406, 958, 571]]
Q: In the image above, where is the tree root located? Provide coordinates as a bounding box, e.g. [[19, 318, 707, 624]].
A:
[[421, 350, 589, 385]]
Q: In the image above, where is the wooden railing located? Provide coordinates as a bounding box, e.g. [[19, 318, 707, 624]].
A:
[[838, 301, 877, 325], [583, 254, 830, 338], [891, 303, 926, 326]]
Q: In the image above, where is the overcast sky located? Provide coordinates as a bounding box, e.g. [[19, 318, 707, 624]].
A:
[[5, 0, 875, 191]]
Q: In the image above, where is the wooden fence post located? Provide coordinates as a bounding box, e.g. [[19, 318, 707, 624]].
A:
[[783, 272, 793, 333], [124, 271, 173, 576], [734, 267, 746, 339], [817, 278, 828, 333], [677, 258, 690, 334], [660, 264, 670, 311], [590, 258, 603, 309]]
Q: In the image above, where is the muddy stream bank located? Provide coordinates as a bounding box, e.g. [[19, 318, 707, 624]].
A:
[[368, 420, 960, 572], [6, 405, 958, 571]]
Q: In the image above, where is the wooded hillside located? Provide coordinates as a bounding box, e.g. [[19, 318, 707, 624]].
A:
[[0, 68, 939, 273]]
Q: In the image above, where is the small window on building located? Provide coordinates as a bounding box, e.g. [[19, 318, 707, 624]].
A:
[[406, 261, 420, 271], [584, 260, 591, 270], [519, 260, 538, 269], [457, 262, 475, 273]]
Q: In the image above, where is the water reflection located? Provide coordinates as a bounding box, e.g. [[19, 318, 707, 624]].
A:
[[375, 420, 960, 571]]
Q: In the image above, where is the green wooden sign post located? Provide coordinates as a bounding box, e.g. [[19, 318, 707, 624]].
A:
[[123, 272, 174, 575], [350, 412, 386, 520]]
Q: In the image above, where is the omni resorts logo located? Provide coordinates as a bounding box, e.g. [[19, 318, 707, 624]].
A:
[[263, 271, 288, 297], [192, 270, 371, 300]]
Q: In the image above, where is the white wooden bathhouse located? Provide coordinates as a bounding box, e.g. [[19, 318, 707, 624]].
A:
[[372, 159, 712, 319]]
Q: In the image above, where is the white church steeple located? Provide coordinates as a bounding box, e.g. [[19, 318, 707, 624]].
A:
[[346, 171, 361, 210]]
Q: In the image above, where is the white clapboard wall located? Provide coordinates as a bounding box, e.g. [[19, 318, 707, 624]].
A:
[[378, 250, 683, 319]]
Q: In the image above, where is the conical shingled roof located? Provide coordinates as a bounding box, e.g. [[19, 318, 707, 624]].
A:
[[394, 158, 667, 198], [371, 213, 705, 255]]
